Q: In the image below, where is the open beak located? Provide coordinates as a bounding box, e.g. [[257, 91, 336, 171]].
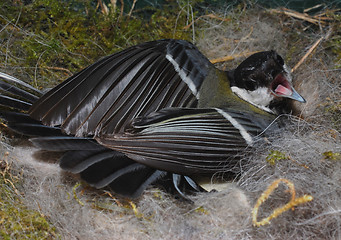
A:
[[270, 73, 306, 103]]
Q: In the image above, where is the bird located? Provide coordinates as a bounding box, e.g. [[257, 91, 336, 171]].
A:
[[0, 39, 305, 199]]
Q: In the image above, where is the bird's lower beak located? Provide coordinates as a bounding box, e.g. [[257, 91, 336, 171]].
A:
[[271, 73, 306, 103]]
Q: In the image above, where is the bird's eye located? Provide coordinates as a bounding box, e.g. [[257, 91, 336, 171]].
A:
[[276, 55, 284, 66], [244, 79, 256, 90]]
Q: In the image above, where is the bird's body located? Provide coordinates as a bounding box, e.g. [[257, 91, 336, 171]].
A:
[[0, 39, 305, 198]]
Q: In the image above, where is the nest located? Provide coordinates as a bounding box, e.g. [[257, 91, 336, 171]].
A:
[[0, 2, 340, 239]]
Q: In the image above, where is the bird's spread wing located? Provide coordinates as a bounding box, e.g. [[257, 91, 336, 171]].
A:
[[28, 39, 214, 136], [0, 72, 43, 111], [96, 108, 274, 175]]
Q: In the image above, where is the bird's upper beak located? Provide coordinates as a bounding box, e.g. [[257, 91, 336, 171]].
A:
[[270, 73, 306, 103]]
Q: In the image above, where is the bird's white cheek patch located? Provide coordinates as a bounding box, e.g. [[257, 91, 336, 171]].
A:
[[231, 86, 274, 113]]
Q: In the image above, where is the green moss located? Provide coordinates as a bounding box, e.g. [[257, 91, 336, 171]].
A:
[[0, 158, 58, 239], [324, 10, 341, 68], [0, 0, 197, 88], [266, 150, 289, 165], [323, 98, 341, 131], [323, 151, 341, 161]]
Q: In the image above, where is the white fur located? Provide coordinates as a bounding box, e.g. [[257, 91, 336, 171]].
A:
[[166, 54, 199, 98], [231, 86, 274, 113]]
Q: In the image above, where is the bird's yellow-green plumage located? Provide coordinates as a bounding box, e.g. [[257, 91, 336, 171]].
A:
[[198, 68, 275, 118]]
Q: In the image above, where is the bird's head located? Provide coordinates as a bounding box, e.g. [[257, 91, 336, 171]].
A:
[[228, 50, 305, 114]]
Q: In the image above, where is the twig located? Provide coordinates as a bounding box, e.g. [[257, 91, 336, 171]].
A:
[[103, 191, 123, 207], [304, 4, 324, 13], [270, 8, 327, 25], [128, 0, 138, 18], [98, 0, 109, 15], [314, 8, 340, 18], [183, 14, 230, 30], [291, 28, 332, 73], [45, 66, 73, 75], [291, 37, 323, 73], [119, 0, 124, 18], [210, 51, 259, 64], [239, 26, 253, 42], [110, 0, 117, 13]]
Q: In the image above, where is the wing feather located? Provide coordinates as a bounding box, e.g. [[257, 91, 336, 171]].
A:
[[96, 108, 274, 175], [28, 39, 213, 137], [0, 95, 32, 111], [0, 72, 42, 97]]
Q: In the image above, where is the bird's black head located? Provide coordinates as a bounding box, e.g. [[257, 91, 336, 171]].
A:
[[228, 50, 305, 113]]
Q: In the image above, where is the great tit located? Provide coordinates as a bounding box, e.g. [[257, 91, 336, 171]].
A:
[[0, 39, 305, 198]]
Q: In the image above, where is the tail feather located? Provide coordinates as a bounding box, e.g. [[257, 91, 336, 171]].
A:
[[156, 173, 206, 199], [0, 112, 39, 124], [184, 176, 204, 192], [0, 73, 51, 137], [0, 95, 32, 111], [0, 80, 39, 103], [7, 123, 64, 136], [60, 150, 118, 173], [105, 165, 167, 198], [0, 72, 43, 96], [62, 149, 167, 198], [30, 136, 105, 151], [80, 156, 141, 188]]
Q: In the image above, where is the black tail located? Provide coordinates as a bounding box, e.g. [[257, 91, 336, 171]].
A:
[[0, 72, 204, 199], [31, 136, 172, 198], [0, 72, 60, 136]]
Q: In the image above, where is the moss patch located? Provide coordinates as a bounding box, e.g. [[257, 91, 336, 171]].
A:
[[0, 153, 57, 239]]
